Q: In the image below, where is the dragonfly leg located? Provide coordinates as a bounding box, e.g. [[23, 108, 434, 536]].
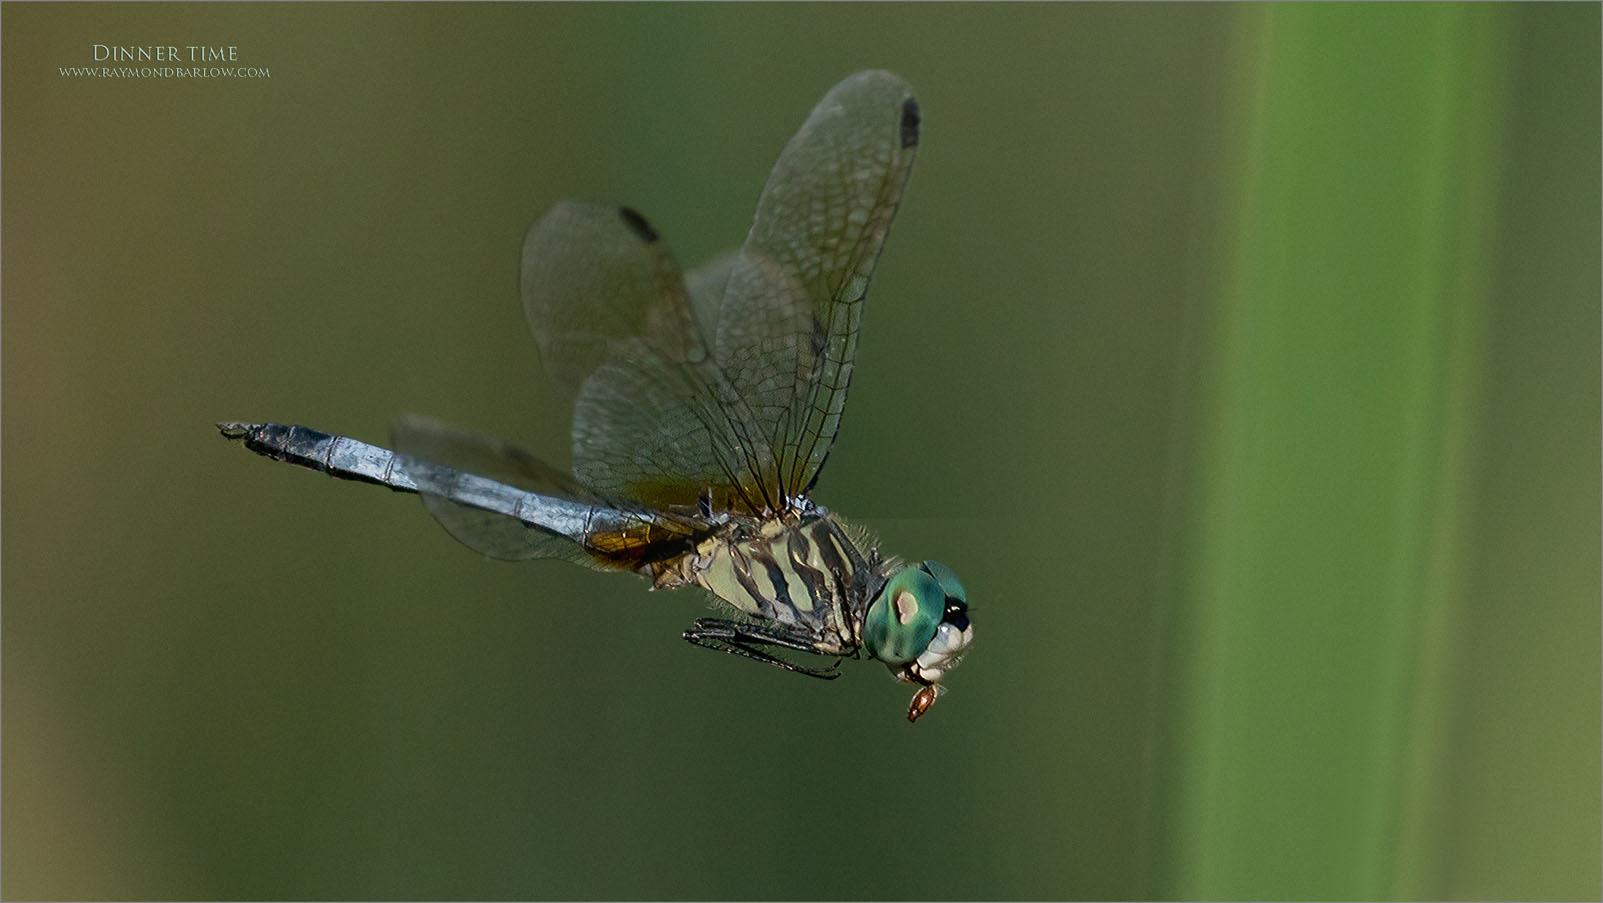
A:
[[683, 618, 842, 679]]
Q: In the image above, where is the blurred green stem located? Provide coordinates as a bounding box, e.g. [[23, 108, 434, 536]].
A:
[[1171, 5, 1508, 897]]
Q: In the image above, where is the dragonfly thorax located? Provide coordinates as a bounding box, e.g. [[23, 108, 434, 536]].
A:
[[671, 513, 876, 656]]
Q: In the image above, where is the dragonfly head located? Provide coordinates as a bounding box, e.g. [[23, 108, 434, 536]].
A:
[[864, 560, 973, 715]]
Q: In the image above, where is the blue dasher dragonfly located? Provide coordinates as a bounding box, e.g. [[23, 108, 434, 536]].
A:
[[219, 70, 972, 722]]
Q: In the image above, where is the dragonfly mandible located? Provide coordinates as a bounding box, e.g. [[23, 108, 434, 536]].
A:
[[219, 70, 972, 722]]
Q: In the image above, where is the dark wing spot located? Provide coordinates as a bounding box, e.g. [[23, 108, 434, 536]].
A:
[[900, 98, 920, 149], [618, 206, 659, 243]]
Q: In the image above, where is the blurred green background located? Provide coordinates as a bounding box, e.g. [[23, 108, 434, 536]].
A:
[[3, 3, 1597, 900]]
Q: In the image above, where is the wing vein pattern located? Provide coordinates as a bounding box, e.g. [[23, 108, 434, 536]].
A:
[[398, 70, 919, 565]]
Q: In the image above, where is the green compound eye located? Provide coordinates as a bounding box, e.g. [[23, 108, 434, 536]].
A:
[[864, 567, 945, 665], [920, 559, 966, 606]]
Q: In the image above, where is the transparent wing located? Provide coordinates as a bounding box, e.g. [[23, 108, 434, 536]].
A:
[[714, 69, 921, 500], [520, 71, 919, 516], [391, 414, 710, 570], [521, 202, 778, 514], [684, 250, 739, 345]]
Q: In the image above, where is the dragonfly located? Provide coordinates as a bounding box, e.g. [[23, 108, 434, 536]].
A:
[[219, 70, 972, 722]]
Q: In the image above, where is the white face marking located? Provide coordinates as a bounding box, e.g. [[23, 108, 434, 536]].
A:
[[913, 622, 973, 682], [894, 588, 918, 624]]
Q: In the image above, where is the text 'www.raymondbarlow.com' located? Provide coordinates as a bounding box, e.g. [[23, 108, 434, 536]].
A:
[[59, 65, 271, 79]]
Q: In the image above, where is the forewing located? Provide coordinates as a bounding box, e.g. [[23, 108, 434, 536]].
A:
[[521, 202, 777, 513], [391, 414, 709, 569], [716, 69, 920, 500]]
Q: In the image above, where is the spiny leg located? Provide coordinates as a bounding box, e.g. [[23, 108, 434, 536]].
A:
[[683, 618, 842, 679]]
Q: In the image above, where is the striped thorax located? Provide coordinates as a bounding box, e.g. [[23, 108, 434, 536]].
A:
[[664, 514, 879, 657]]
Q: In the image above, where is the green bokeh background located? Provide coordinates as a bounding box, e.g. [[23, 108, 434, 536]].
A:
[[3, 3, 1597, 900]]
